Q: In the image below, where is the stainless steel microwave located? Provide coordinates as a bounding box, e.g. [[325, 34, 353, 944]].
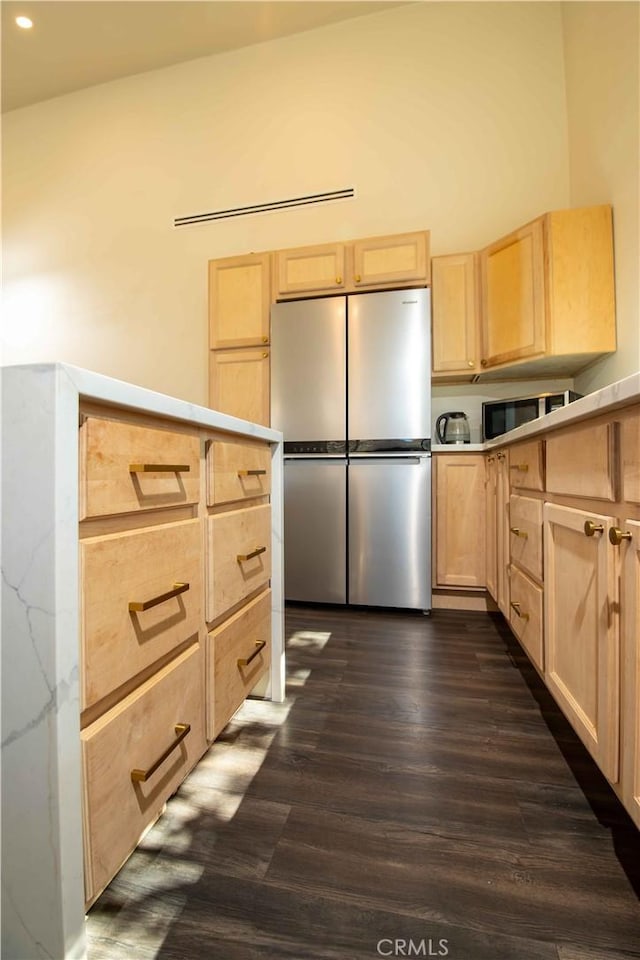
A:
[[482, 391, 582, 441]]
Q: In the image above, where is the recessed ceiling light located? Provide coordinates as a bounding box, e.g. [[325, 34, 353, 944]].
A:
[[16, 15, 33, 29]]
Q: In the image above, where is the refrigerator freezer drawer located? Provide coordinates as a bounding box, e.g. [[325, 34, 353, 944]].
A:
[[284, 458, 347, 603], [348, 456, 431, 610]]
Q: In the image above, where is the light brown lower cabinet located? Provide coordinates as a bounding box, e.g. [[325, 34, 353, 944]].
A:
[[495, 450, 510, 616], [484, 454, 498, 600], [621, 519, 640, 829], [434, 454, 486, 587], [544, 502, 619, 783]]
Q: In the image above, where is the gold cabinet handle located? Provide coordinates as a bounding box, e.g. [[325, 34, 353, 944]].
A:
[[131, 723, 190, 783], [609, 526, 633, 546], [510, 527, 528, 539], [487, 455, 495, 463], [262, 335, 269, 343], [237, 640, 267, 668], [129, 582, 189, 612], [480, 359, 488, 367], [237, 545, 267, 562], [510, 601, 530, 621], [335, 276, 343, 284], [509, 464, 529, 472], [354, 274, 361, 283], [129, 463, 190, 473], [496, 452, 506, 461], [584, 520, 604, 537], [262, 352, 269, 359], [467, 360, 474, 368], [237, 469, 267, 477]]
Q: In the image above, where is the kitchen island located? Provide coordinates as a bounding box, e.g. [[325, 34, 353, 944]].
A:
[[1, 363, 284, 960]]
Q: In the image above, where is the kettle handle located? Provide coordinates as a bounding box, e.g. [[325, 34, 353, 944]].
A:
[[435, 414, 448, 444]]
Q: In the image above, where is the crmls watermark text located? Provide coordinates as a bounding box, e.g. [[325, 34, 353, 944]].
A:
[[376, 939, 449, 957]]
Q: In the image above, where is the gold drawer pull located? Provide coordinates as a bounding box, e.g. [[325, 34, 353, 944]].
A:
[[584, 520, 604, 537], [237, 546, 267, 562], [237, 469, 267, 477], [355, 274, 362, 283], [510, 601, 529, 621], [609, 526, 633, 546], [510, 527, 528, 539], [237, 640, 267, 668], [509, 463, 529, 472], [129, 463, 190, 473], [129, 581, 189, 612], [131, 723, 190, 783], [335, 276, 343, 285]]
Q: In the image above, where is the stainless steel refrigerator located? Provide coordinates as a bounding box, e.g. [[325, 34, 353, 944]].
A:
[[271, 288, 431, 611]]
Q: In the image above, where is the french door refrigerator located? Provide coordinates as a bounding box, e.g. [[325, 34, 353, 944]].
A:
[[271, 288, 431, 611]]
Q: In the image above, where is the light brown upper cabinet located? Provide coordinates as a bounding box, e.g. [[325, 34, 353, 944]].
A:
[[209, 253, 271, 349], [273, 231, 430, 299], [273, 242, 347, 298], [351, 231, 430, 289], [478, 205, 616, 379], [431, 253, 479, 379]]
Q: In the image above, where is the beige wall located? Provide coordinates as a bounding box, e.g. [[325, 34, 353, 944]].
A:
[[2, 2, 570, 404], [563, 2, 640, 393]]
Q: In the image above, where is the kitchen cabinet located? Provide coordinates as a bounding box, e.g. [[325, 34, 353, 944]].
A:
[[544, 502, 619, 783], [431, 253, 479, 379], [208, 253, 271, 349], [209, 346, 270, 426], [495, 449, 510, 617], [434, 454, 485, 588], [622, 413, 640, 504], [478, 205, 615, 379], [273, 231, 430, 299], [485, 453, 497, 600], [620, 519, 640, 829], [351, 231, 429, 289], [273, 241, 346, 298], [1, 363, 285, 959]]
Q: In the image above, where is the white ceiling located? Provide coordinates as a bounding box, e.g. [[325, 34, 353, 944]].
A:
[[1, 1, 408, 113]]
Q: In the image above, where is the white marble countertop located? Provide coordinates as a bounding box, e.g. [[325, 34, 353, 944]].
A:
[[433, 371, 639, 452]]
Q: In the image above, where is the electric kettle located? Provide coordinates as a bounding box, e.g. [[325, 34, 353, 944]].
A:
[[436, 411, 470, 444]]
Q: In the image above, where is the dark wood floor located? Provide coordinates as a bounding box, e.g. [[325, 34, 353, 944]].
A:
[[88, 606, 640, 960]]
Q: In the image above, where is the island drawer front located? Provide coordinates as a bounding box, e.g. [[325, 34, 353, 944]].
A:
[[206, 504, 271, 621], [207, 438, 271, 506], [81, 519, 202, 712], [80, 417, 200, 519], [545, 421, 617, 501], [508, 566, 544, 672], [508, 441, 544, 491], [207, 589, 271, 741], [82, 644, 206, 905], [509, 495, 543, 582]]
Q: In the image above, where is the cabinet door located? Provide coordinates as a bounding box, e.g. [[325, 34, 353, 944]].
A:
[[209, 347, 270, 426], [480, 218, 546, 369], [431, 253, 478, 377], [352, 231, 429, 288], [435, 454, 485, 588], [209, 253, 271, 349], [620, 519, 640, 828], [485, 454, 497, 600], [544, 503, 619, 782], [621, 413, 640, 504], [496, 451, 510, 616], [274, 242, 345, 297]]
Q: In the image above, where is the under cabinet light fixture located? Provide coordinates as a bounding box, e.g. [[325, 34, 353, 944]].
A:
[[16, 15, 33, 28], [173, 187, 355, 228]]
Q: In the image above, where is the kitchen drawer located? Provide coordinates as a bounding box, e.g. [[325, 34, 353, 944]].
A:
[[206, 503, 271, 621], [82, 644, 206, 904], [207, 589, 271, 740], [545, 421, 617, 501], [508, 441, 544, 491], [80, 417, 200, 519], [207, 438, 271, 506], [81, 519, 202, 712], [508, 565, 544, 672], [621, 412, 640, 504], [509, 495, 543, 582]]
